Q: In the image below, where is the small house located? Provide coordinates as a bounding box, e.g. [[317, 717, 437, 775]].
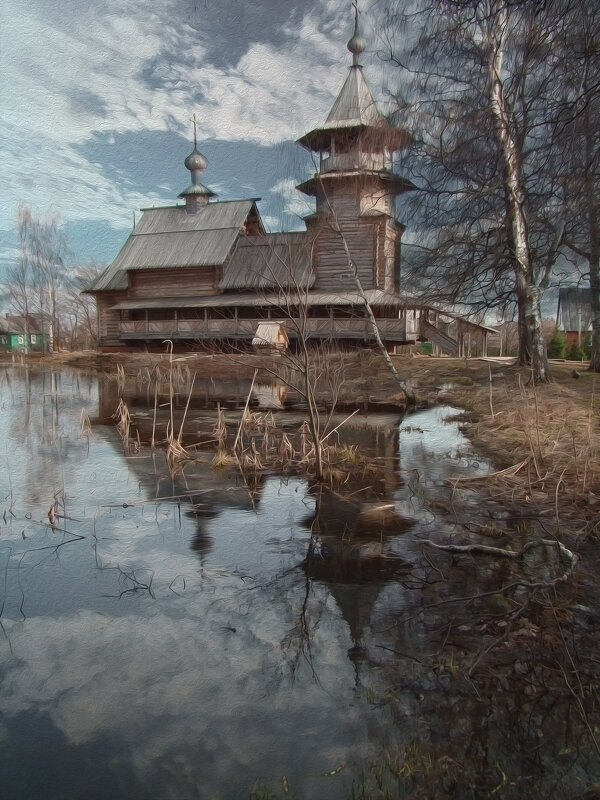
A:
[[0, 315, 49, 353], [556, 288, 592, 348]]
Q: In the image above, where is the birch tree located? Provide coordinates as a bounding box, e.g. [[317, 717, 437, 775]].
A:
[[8, 206, 35, 334], [383, 0, 571, 381]]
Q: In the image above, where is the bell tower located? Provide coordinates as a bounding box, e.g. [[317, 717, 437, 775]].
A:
[[296, 4, 414, 293]]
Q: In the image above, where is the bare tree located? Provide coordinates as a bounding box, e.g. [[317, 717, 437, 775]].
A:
[[8, 206, 70, 351], [382, 0, 575, 382], [62, 263, 103, 349], [248, 238, 349, 483], [8, 206, 35, 339]]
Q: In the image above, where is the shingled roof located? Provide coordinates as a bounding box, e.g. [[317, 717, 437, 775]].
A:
[[297, 65, 411, 153], [219, 232, 314, 291], [87, 200, 261, 292]]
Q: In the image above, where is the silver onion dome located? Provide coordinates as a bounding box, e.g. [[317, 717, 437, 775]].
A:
[[184, 147, 207, 172], [347, 2, 366, 64]]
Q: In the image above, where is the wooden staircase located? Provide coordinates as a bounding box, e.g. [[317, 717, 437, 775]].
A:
[[420, 318, 459, 356]]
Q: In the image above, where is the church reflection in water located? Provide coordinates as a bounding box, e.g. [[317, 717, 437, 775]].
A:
[[97, 372, 413, 665]]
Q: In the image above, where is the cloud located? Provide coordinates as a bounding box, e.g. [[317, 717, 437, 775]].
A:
[[269, 177, 315, 222], [1, 0, 379, 267]]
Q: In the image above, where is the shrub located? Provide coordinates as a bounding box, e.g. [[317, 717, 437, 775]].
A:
[[547, 327, 567, 359], [568, 342, 586, 362]]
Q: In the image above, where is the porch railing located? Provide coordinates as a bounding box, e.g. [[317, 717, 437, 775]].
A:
[[118, 317, 409, 340]]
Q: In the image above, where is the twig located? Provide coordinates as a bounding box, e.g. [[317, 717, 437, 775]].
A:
[[319, 408, 360, 442], [233, 368, 258, 452], [376, 644, 423, 663], [467, 601, 528, 678], [546, 601, 600, 758]]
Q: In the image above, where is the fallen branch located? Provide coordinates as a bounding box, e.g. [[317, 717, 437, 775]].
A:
[[422, 538, 578, 587]]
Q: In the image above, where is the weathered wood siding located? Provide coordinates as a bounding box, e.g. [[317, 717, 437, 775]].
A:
[[311, 174, 403, 292], [128, 267, 219, 298], [383, 219, 403, 293], [97, 292, 127, 344], [360, 189, 393, 217], [316, 185, 360, 218], [311, 218, 380, 291], [118, 317, 408, 341], [316, 178, 395, 220]]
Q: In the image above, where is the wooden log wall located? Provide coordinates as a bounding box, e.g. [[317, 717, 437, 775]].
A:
[[312, 218, 380, 291], [311, 178, 404, 293], [310, 216, 402, 293], [316, 190, 360, 218], [384, 220, 402, 293], [359, 189, 393, 217], [97, 292, 127, 343], [128, 267, 219, 298]]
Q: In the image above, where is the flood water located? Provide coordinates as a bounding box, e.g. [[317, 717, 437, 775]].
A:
[[0, 366, 597, 799]]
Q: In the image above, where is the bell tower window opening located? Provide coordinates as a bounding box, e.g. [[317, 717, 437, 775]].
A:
[[335, 129, 359, 155]]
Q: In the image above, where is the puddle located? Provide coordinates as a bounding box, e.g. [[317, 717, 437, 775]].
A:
[[0, 366, 595, 800]]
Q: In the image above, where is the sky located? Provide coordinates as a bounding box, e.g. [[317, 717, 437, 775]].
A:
[[0, 0, 398, 281]]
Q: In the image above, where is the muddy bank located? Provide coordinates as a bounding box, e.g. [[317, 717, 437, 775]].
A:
[[0, 348, 490, 407]]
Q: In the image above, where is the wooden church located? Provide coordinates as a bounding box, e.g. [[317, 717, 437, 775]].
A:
[[87, 12, 492, 356]]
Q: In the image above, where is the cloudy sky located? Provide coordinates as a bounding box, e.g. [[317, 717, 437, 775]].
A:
[[0, 0, 397, 279]]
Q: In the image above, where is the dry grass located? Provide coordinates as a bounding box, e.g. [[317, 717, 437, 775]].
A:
[[212, 449, 235, 469], [444, 364, 600, 536]]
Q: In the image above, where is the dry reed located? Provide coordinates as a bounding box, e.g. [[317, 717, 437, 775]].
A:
[[79, 409, 92, 438], [113, 398, 131, 442]]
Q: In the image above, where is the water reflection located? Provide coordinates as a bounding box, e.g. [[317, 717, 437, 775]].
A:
[[252, 382, 287, 409], [0, 366, 596, 800]]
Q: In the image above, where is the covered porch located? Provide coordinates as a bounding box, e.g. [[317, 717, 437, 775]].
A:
[[107, 291, 414, 347]]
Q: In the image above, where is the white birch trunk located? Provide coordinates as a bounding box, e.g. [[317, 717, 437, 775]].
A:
[[487, 7, 550, 382]]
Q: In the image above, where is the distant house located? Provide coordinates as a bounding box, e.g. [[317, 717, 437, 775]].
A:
[[556, 288, 592, 348], [86, 14, 493, 357], [0, 315, 49, 353]]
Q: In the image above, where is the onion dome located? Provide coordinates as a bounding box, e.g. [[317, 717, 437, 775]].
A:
[[184, 147, 207, 172], [179, 126, 215, 210], [347, 3, 366, 66]]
